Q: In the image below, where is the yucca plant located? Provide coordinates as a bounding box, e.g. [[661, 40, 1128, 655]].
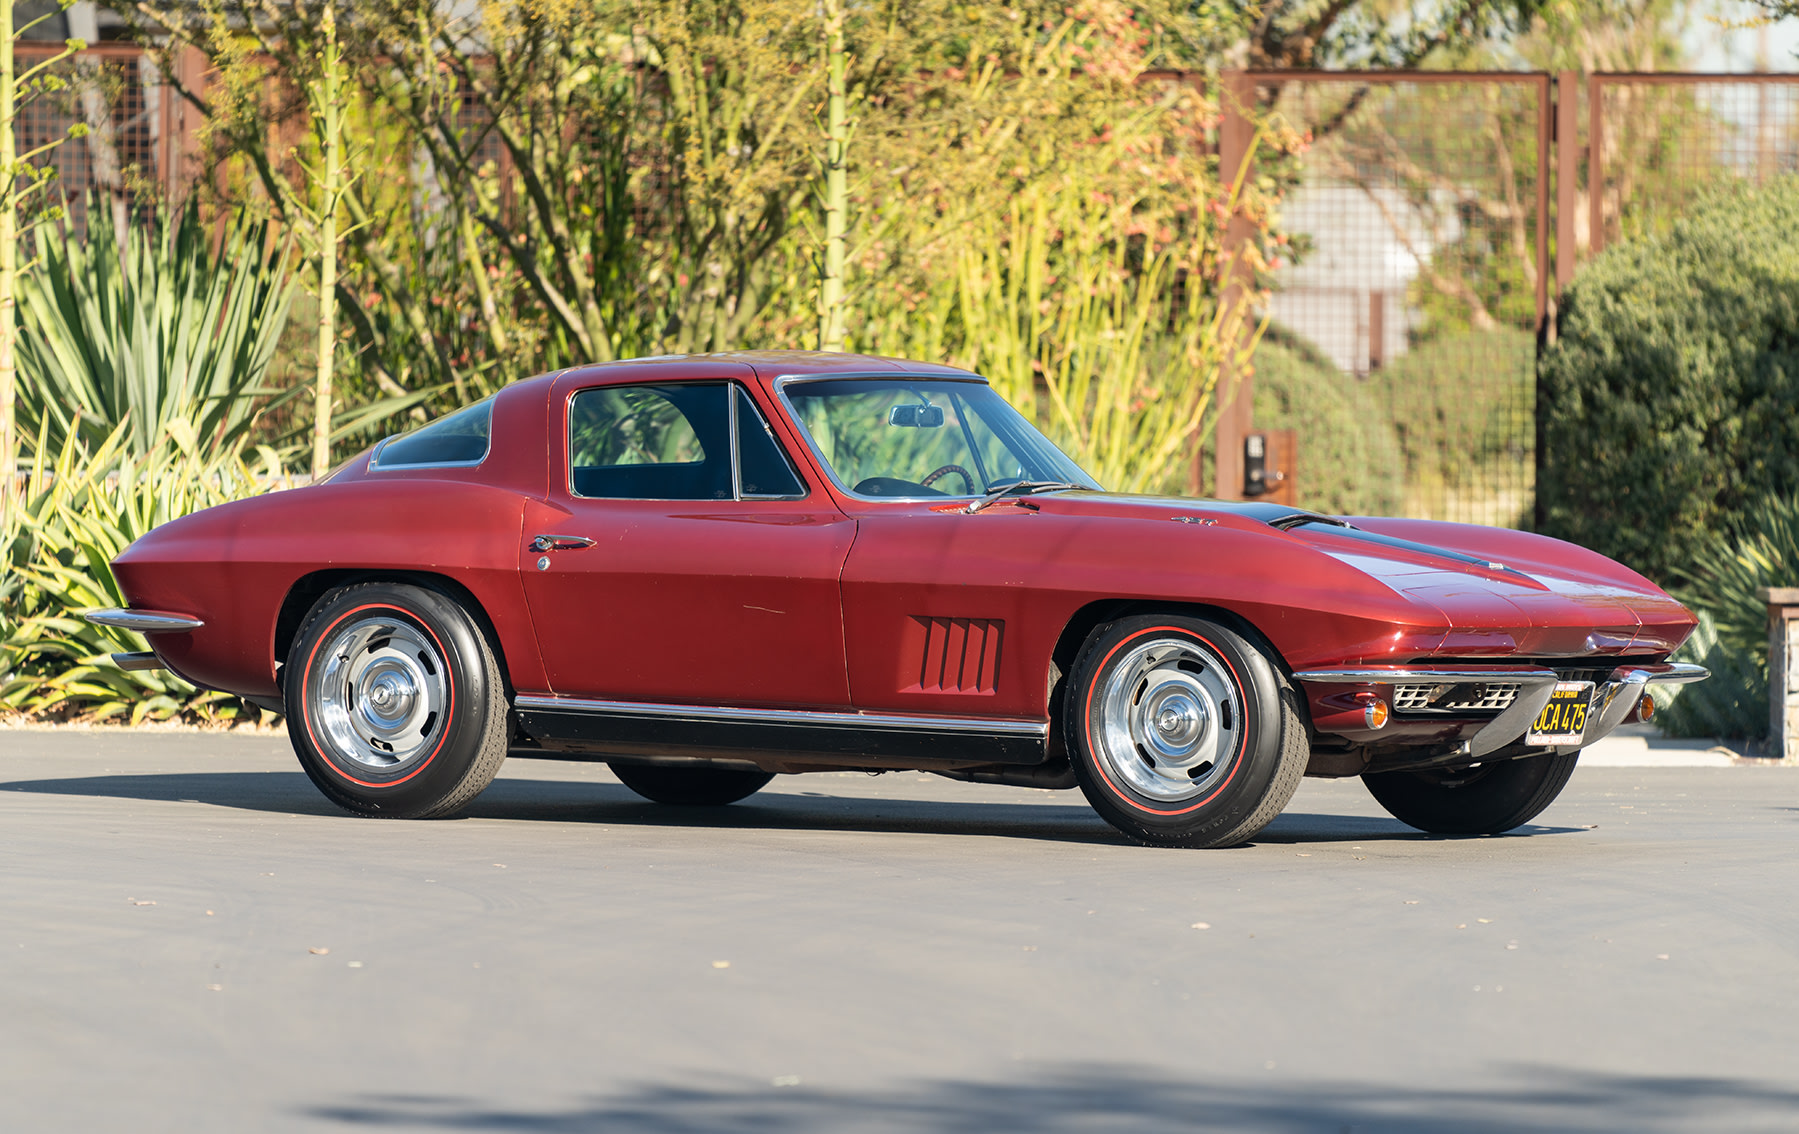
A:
[[12, 198, 298, 458], [1, 422, 285, 723]]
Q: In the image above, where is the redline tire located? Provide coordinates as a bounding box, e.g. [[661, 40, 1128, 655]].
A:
[[1362, 752, 1581, 835], [285, 582, 509, 819], [610, 764, 775, 806], [1066, 614, 1308, 848]]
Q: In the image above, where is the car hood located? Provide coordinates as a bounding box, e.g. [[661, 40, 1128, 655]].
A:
[[1028, 494, 1696, 658]]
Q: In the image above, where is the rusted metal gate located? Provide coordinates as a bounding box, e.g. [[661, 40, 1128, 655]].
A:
[[1212, 71, 1548, 526], [1212, 69, 1799, 529], [15, 44, 206, 227]]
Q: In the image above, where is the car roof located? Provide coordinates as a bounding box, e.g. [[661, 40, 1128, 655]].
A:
[[552, 351, 983, 388]]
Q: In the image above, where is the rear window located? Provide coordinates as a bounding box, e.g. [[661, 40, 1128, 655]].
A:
[[372, 399, 493, 469]]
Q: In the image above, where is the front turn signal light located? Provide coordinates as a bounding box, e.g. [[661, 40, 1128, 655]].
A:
[[1638, 693, 1655, 723], [1363, 698, 1390, 730]]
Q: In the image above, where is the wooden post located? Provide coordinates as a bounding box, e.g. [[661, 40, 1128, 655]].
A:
[[1368, 291, 1385, 370], [1555, 71, 1580, 297], [1263, 429, 1297, 507], [1211, 71, 1257, 501], [1762, 587, 1799, 761], [162, 46, 207, 204], [1534, 71, 1551, 330], [1587, 75, 1605, 256]]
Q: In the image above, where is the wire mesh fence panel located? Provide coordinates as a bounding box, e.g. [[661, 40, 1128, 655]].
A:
[[15, 47, 181, 233], [1244, 75, 1545, 528], [1591, 76, 1799, 256]]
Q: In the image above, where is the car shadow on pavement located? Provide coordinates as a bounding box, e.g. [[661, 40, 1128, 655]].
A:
[[300, 1064, 1799, 1133], [0, 771, 342, 815], [0, 770, 1125, 844], [0, 769, 1584, 846], [1253, 811, 1589, 843]]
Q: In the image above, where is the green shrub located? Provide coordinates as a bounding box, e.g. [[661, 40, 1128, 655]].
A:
[[1538, 177, 1799, 585], [1362, 327, 1537, 525], [1246, 339, 1404, 516], [0, 426, 284, 724]]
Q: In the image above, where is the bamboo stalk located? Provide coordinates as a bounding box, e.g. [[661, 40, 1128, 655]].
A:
[[817, 0, 847, 352], [0, 0, 15, 502], [311, 4, 343, 479]]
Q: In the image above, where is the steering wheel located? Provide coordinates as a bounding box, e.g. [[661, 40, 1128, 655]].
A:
[[920, 464, 977, 495]]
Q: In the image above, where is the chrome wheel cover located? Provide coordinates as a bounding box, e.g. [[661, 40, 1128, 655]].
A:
[[312, 616, 448, 773], [1093, 636, 1242, 802]]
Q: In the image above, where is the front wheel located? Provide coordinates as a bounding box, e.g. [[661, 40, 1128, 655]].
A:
[[285, 581, 510, 818], [1066, 614, 1309, 848], [1362, 752, 1580, 835], [611, 764, 775, 806]]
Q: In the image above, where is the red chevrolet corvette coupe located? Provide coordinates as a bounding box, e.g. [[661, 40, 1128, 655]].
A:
[[89, 352, 1705, 847]]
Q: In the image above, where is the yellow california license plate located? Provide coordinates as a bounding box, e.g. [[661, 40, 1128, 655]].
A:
[[1526, 681, 1594, 745]]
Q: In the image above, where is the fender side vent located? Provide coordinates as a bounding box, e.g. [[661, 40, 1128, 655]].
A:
[[908, 617, 1004, 695]]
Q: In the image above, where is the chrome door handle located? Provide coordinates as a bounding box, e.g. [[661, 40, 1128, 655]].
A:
[[531, 534, 597, 552]]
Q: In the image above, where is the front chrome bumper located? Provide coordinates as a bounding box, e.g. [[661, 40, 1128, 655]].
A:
[[1294, 663, 1709, 758]]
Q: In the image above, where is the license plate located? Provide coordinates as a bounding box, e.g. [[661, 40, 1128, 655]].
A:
[[1526, 681, 1594, 745]]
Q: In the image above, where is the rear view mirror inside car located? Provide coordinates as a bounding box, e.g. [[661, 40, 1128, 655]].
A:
[[888, 403, 944, 428]]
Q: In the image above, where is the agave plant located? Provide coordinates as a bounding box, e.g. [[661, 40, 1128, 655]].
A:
[[12, 198, 298, 458], [1652, 611, 1769, 742], [1655, 494, 1799, 740], [1, 422, 285, 723], [1678, 494, 1799, 656]]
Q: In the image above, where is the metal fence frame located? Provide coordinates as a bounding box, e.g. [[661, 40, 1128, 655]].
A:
[[1215, 68, 1799, 524], [1213, 70, 1551, 509]]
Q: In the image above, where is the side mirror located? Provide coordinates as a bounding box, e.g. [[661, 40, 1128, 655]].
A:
[[888, 403, 945, 428]]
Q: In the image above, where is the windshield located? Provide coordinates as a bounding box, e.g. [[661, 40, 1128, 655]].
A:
[[783, 378, 1099, 498]]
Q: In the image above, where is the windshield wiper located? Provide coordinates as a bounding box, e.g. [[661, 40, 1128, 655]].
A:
[[963, 480, 1086, 514]]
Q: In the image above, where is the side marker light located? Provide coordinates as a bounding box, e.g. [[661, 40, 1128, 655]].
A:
[[1364, 699, 1390, 730]]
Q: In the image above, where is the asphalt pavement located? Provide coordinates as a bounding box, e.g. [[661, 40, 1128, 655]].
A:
[[3, 728, 1797, 1133]]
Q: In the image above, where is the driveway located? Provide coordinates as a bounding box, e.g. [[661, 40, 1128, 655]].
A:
[[3, 729, 1796, 1132]]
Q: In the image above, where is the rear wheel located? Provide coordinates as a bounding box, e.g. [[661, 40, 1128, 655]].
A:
[[1066, 614, 1308, 848], [611, 764, 775, 806], [1362, 752, 1580, 835], [285, 582, 509, 818]]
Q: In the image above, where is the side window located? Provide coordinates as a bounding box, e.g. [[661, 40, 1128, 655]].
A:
[[569, 384, 732, 499], [374, 398, 492, 468], [735, 387, 805, 498]]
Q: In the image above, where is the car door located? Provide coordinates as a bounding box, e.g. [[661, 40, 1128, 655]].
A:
[[776, 374, 1085, 723], [519, 372, 855, 709]]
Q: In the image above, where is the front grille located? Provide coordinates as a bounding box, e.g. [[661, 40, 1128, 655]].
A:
[[1392, 682, 1520, 714]]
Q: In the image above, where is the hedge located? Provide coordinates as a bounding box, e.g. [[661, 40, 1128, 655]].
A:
[[1538, 177, 1799, 585]]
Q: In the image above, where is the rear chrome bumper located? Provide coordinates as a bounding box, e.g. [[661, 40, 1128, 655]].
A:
[[1293, 663, 1709, 758], [83, 608, 204, 632], [84, 608, 203, 673]]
